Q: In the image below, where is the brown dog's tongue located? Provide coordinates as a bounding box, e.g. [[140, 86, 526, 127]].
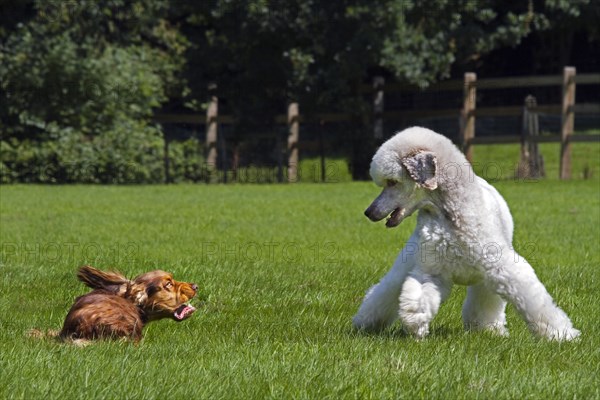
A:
[[174, 304, 196, 320]]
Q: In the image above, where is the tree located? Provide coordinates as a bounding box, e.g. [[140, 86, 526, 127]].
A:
[[0, 0, 188, 182], [1, 0, 596, 182]]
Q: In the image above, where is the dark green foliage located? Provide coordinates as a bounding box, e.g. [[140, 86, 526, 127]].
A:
[[167, 138, 207, 183], [0, 0, 187, 183], [0, 121, 166, 183]]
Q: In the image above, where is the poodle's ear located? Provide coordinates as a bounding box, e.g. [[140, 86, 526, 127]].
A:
[[401, 151, 438, 190]]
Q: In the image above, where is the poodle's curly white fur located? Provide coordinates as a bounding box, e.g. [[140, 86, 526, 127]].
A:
[[353, 127, 580, 341]]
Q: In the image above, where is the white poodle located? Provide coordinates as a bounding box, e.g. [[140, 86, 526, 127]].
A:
[[353, 127, 580, 341]]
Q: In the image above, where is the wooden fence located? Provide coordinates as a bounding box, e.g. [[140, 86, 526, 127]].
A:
[[452, 67, 599, 179], [154, 67, 600, 182]]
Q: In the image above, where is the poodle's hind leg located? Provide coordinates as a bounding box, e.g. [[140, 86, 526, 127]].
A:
[[462, 282, 508, 336], [487, 255, 580, 341], [399, 272, 452, 339], [353, 246, 417, 332]]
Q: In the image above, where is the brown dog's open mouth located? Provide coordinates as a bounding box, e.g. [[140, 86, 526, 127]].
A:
[[386, 207, 405, 228], [174, 304, 196, 321]]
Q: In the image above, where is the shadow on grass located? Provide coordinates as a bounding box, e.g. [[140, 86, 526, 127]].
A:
[[345, 324, 464, 341]]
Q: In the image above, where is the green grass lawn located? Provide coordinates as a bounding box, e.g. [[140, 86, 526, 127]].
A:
[[1, 180, 599, 399]]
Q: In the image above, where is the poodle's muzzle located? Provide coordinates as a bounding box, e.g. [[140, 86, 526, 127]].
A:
[[364, 189, 406, 228]]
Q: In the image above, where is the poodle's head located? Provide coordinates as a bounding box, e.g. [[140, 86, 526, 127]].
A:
[[365, 127, 454, 227], [365, 149, 437, 227]]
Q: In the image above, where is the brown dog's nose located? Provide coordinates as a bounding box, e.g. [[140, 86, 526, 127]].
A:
[[191, 284, 198, 292]]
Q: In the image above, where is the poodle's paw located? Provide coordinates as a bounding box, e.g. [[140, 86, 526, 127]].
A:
[[546, 327, 581, 342], [486, 324, 509, 337], [352, 314, 390, 332], [399, 306, 433, 339], [402, 322, 430, 340], [464, 321, 509, 337], [530, 322, 581, 342], [414, 324, 429, 340]]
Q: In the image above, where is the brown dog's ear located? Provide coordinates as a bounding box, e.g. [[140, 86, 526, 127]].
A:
[[77, 265, 129, 294], [145, 284, 160, 297], [401, 151, 438, 190], [127, 283, 149, 306]]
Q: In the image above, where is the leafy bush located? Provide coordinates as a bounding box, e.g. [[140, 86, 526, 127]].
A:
[[0, 1, 187, 184], [167, 138, 207, 183], [1, 120, 165, 183]]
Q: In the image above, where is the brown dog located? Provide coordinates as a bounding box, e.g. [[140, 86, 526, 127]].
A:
[[60, 265, 198, 343]]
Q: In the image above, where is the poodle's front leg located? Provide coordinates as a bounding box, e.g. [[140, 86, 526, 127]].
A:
[[487, 254, 580, 341], [399, 271, 452, 339], [352, 246, 416, 332]]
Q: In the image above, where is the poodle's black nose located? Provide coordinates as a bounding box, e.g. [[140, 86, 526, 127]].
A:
[[191, 284, 198, 291], [364, 206, 379, 221]]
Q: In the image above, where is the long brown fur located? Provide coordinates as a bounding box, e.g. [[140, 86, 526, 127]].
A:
[[59, 265, 198, 343], [77, 265, 129, 293]]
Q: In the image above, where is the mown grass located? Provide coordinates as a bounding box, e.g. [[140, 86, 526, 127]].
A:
[[0, 178, 599, 399]]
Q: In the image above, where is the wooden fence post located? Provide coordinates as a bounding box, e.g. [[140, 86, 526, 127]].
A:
[[319, 120, 326, 182], [461, 73, 477, 162], [518, 95, 544, 178], [560, 66, 576, 180], [373, 76, 385, 140], [277, 132, 284, 183], [163, 136, 171, 183], [205, 92, 218, 182], [287, 102, 299, 182]]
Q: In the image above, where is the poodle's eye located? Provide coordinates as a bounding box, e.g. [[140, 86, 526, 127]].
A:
[[386, 180, 397, 187]]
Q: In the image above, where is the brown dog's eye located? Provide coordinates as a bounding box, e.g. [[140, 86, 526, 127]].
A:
[[164, 281, 173, 289]]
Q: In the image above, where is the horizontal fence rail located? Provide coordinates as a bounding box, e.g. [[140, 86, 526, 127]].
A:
[[153, 68, 599, 182], [154, 102, 599, 126]]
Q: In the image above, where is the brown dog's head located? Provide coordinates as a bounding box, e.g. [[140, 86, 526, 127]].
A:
[[129, 270, 198, 322], [77, 265, 198, 322]]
